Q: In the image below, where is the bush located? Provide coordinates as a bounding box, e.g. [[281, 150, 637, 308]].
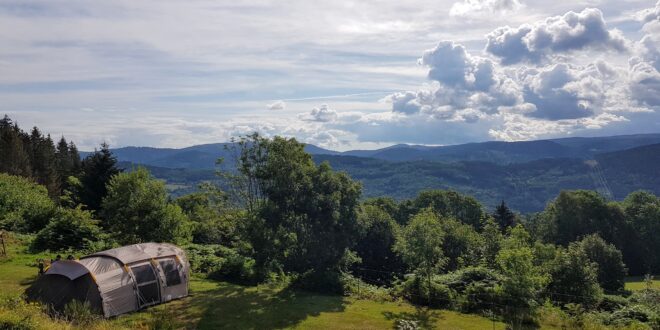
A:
[[598, 294, 629, 312], [291, 270, 344, 294], [608, 305, 657, 327], [184, 244, 257, 284], [0, 173, 55, 233], [341, 273, 393, 301], [31, 207, 103, 252], [395, 275, 454, 308]]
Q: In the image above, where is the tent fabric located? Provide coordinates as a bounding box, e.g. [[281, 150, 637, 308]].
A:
[[26, 243, 190, 318], [84, 242, 186, 266], [43, 260, 90, 280]]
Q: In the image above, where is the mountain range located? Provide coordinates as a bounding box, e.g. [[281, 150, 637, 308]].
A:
[[93, 133, 660, 213]]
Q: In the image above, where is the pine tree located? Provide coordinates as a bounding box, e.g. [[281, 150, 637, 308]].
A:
[[79, 143, 121, 212], [493, 200, 516, 232], [28, 128, 60, 197], [0, 115, 31, 176]]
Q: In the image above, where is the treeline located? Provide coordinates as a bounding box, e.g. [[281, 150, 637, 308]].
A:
[[0, 115, 81, 197], [1, 121, 659, 328]]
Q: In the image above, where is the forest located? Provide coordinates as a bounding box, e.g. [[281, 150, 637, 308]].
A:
[[1, 115, 659, 329]]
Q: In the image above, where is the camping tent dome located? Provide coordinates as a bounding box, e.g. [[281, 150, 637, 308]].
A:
[[26, 242, 190, 317]]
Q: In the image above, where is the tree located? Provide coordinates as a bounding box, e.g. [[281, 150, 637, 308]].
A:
[[225, 134, 361, 277], [481, 217, 503, 268], [621, 191, 660, 275], [176, 184, 240, 245], [0, 173, 56, 232], [440, 217, 484, 271], [55, 137, 81, 195], [353, 204, 403, 284], [394, 208, 446, 297], [80, 143, 121, 212], [32, 207, 103, 252], [0, 115, 31, 177], [27, 128, 60, 197], [547, 243, 602, 308], [493, 200, 516, 231], [402, 190, 485, 229], [537, 190, 626, 246], [496, 225, 548, 326], [101, 167, 191, 244], [576, 234, 627, 292]]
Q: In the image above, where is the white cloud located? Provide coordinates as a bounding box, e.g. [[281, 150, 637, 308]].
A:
[[299, 104, 339, 122], [486, 8, 628, 65], [449, 0, 522, 18], [266, 100, 286, 111]]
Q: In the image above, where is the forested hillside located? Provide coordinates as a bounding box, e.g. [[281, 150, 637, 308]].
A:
[[114, 143, 660, 212]]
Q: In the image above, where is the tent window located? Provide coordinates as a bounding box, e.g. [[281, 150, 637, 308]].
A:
[[131, 264, 157, 283], [159, 259, 182, 286]]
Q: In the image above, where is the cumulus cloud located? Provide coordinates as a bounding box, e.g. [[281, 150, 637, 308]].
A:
[[299, 104, 338, 122], [266, 100, 286, 111], [486, 8, 627, 65], [449, 0, 521, 18]]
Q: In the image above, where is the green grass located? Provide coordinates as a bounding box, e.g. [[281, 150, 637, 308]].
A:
[[2, 235, 580, 329], [625, 276, 659, 291]]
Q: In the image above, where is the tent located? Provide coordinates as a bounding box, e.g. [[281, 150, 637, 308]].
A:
[[26, 243, 190, 317]]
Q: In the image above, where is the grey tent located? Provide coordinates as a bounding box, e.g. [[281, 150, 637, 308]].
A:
[[26, 243, 190, 317]]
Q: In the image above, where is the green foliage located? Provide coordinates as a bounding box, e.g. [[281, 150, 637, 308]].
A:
[[62, 300, 100, 326], [439, 217, 484, 271], [480, 218, 502, 268], [226, 134, 361, 277], [352, 204, 403, 284], [492, 200, 516, 231], [496, 225, 548, 325], [291, 270, 346, 294], [395, 275, 454, 308], [537, 190, 626, 246], [547, 243, 603, 308], [0, 173, 55, 233], [176, 186, 240, 245], [79, 143, 121, 212], [31, 207, 103, 252], [622, 191, 660, 275], [102, 167, 192, 244], [400, 190, 485, 228], [577, 234, 627, 292], [184, 244, 257, 284], [394, 208, 446, 277]]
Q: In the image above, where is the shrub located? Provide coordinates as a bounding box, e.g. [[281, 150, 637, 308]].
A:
[[608, 305, 657, 327], [291, 270, 344, 294], [341, 273, 393, 301], [0, 173, 55, 233], [395, 275, 454, 308], [184, 244, 257, 284], [598, 294, 629, 312], [31, 207, 103, 252]]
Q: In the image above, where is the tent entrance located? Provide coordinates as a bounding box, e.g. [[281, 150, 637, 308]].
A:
[[130, 262, 161, 308]]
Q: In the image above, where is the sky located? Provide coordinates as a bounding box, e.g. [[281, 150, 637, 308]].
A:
[[1, 0, 659, 151]]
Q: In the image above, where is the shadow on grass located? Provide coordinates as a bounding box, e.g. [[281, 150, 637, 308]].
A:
[[382, 306, 442, 329], [157, 282, 347, 330]]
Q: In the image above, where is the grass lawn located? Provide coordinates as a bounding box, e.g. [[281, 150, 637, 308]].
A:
[[625, 276, 659, 291], [0, 237, 506, 329]]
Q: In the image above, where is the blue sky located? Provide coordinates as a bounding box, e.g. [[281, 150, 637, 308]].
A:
[[1, 0, 659, 150]]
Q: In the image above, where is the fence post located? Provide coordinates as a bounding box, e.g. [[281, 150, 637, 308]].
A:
[[0, 231, 5, 257]]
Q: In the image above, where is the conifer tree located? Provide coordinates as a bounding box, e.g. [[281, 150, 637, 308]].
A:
[[79, 143, 121, 212], [493, 200, 516, 231], [0, 115, 31, 176]]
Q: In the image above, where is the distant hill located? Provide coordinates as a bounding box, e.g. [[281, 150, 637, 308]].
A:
[[91, 133, 660, 169], [117, 139, 660, 213]]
